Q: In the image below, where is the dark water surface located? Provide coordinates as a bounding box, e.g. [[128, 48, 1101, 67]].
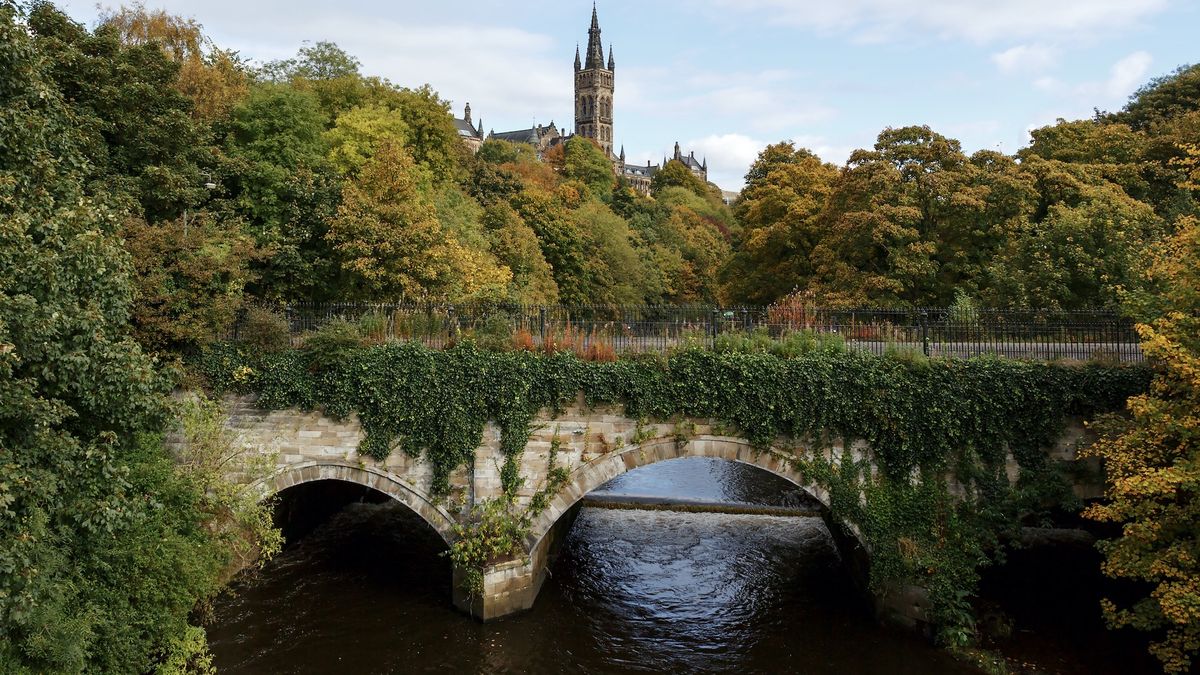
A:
[[207, 458, 1148, 674]]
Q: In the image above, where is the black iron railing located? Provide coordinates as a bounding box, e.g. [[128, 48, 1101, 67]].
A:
[[235, 302, 1144, 362]]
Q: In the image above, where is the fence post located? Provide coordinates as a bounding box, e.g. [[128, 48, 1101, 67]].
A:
[[920, 309, 930, 357], [539, 307, 547, 346], [710, 308, 719, 348]]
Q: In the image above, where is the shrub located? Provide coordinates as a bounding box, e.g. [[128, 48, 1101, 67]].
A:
[[239, 307, 291, 353], [301, 318, 364, 370], [357, 311, 390, 344]]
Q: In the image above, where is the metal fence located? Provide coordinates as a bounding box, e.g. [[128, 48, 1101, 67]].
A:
[[237, 302, 1144, 362]]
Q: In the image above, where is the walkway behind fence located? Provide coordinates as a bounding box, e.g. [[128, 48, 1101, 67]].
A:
[[239, 302, 1144, 363]]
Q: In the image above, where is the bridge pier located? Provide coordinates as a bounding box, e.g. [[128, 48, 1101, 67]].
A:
[[452, 502, 582, 621]]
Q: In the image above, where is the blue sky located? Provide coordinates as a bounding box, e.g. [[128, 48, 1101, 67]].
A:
[[59, 0, 1199, 190]]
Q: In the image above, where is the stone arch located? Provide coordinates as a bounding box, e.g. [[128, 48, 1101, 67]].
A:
[[254, 461, 457, 545], [526, 434, 858, 556]]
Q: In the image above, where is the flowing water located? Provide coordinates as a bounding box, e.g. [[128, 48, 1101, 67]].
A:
[[207, 458, 1154, 674]]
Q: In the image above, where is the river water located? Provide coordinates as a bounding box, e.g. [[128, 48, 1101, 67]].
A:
[[207, 458, 1154, 674]]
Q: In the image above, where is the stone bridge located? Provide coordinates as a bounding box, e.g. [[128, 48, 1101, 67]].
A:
[[218, 394, 1098, 626]]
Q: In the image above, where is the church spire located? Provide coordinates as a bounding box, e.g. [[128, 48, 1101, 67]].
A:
[[585, 3, 604, 69]]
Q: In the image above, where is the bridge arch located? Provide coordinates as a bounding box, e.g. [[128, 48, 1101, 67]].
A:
[[254, 461, 457, 545], [526, 434, 860, 557]]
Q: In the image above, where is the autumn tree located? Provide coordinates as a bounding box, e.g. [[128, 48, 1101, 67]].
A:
[[98, 3, 250, 121], [326, 142, 508, 300], [1083, 215, 1200, 672], [120, 213, 260, 354], [720, 143, 839, 304]]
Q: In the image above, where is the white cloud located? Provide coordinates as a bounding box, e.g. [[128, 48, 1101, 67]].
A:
[[1058, 50, 1154, 102], [1103, 51, 1154, 97], [622, 67, 834, 134], [991, 44, 1059, 73], [708, 0, 1168, 43], [679, 133, 855, 190]]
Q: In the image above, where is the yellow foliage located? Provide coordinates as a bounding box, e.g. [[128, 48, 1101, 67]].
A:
[[100, 4, 249, 120], [1083, 217, 1200, 673]]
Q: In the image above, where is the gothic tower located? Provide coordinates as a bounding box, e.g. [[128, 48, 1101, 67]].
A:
[[574, 4, 614, 156]]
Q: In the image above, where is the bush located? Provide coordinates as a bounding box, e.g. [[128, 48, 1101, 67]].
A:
[[357, 311, 390, 344], [301, 318, 365, 370], [713, 328, 845, 358], [465, 313, 515, 352], [239, 307, 291, 353]]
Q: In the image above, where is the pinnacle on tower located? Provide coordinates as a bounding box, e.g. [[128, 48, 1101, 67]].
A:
[[608, 45, 615, 70], [585, 3, 604, 69], [574, 44, 581, 71]]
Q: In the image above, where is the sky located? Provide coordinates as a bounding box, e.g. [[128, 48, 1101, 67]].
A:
[[58, 0, 1199, 191]]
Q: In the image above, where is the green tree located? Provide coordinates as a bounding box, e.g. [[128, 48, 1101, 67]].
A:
[[223, 84, 342, 300], [28, 3, 215, 222], [1, 5, 257, 670], [650, 159, 707, 198], [512, 189, 591, 304], [324, 103, 410, 175], [562, 136, 614, 201], [1114, 63, 1200, 132], [569, 202, 651, 304], [986, 160, 1164, 309], [483, 204, 560, 304]]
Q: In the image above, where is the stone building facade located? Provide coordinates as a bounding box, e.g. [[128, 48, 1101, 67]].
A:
[[465, 6, 711, 195]]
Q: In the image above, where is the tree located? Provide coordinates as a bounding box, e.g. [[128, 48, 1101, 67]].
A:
[[1083, 216, 1200, 672], [326, 142, 508, 300], [512, 189, 590, 304], [1, 4, 250, 670], [650, 159, 707, 198], [120, 213, 260, 354], [483, 204, 560, 304], [28, 3, 216, 222], [98, 3, 250, 121], [324, 103, 410, 175], [562, 136, 614, 201], [226, 84, 325, 170], [570, 202, 652, 304], [1115, 63, 1200, 132], [720, 143, 839, 304], [985, 159, 1165, 309]]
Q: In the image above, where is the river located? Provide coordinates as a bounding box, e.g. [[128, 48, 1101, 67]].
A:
[[207, 458, 1156, 674]]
